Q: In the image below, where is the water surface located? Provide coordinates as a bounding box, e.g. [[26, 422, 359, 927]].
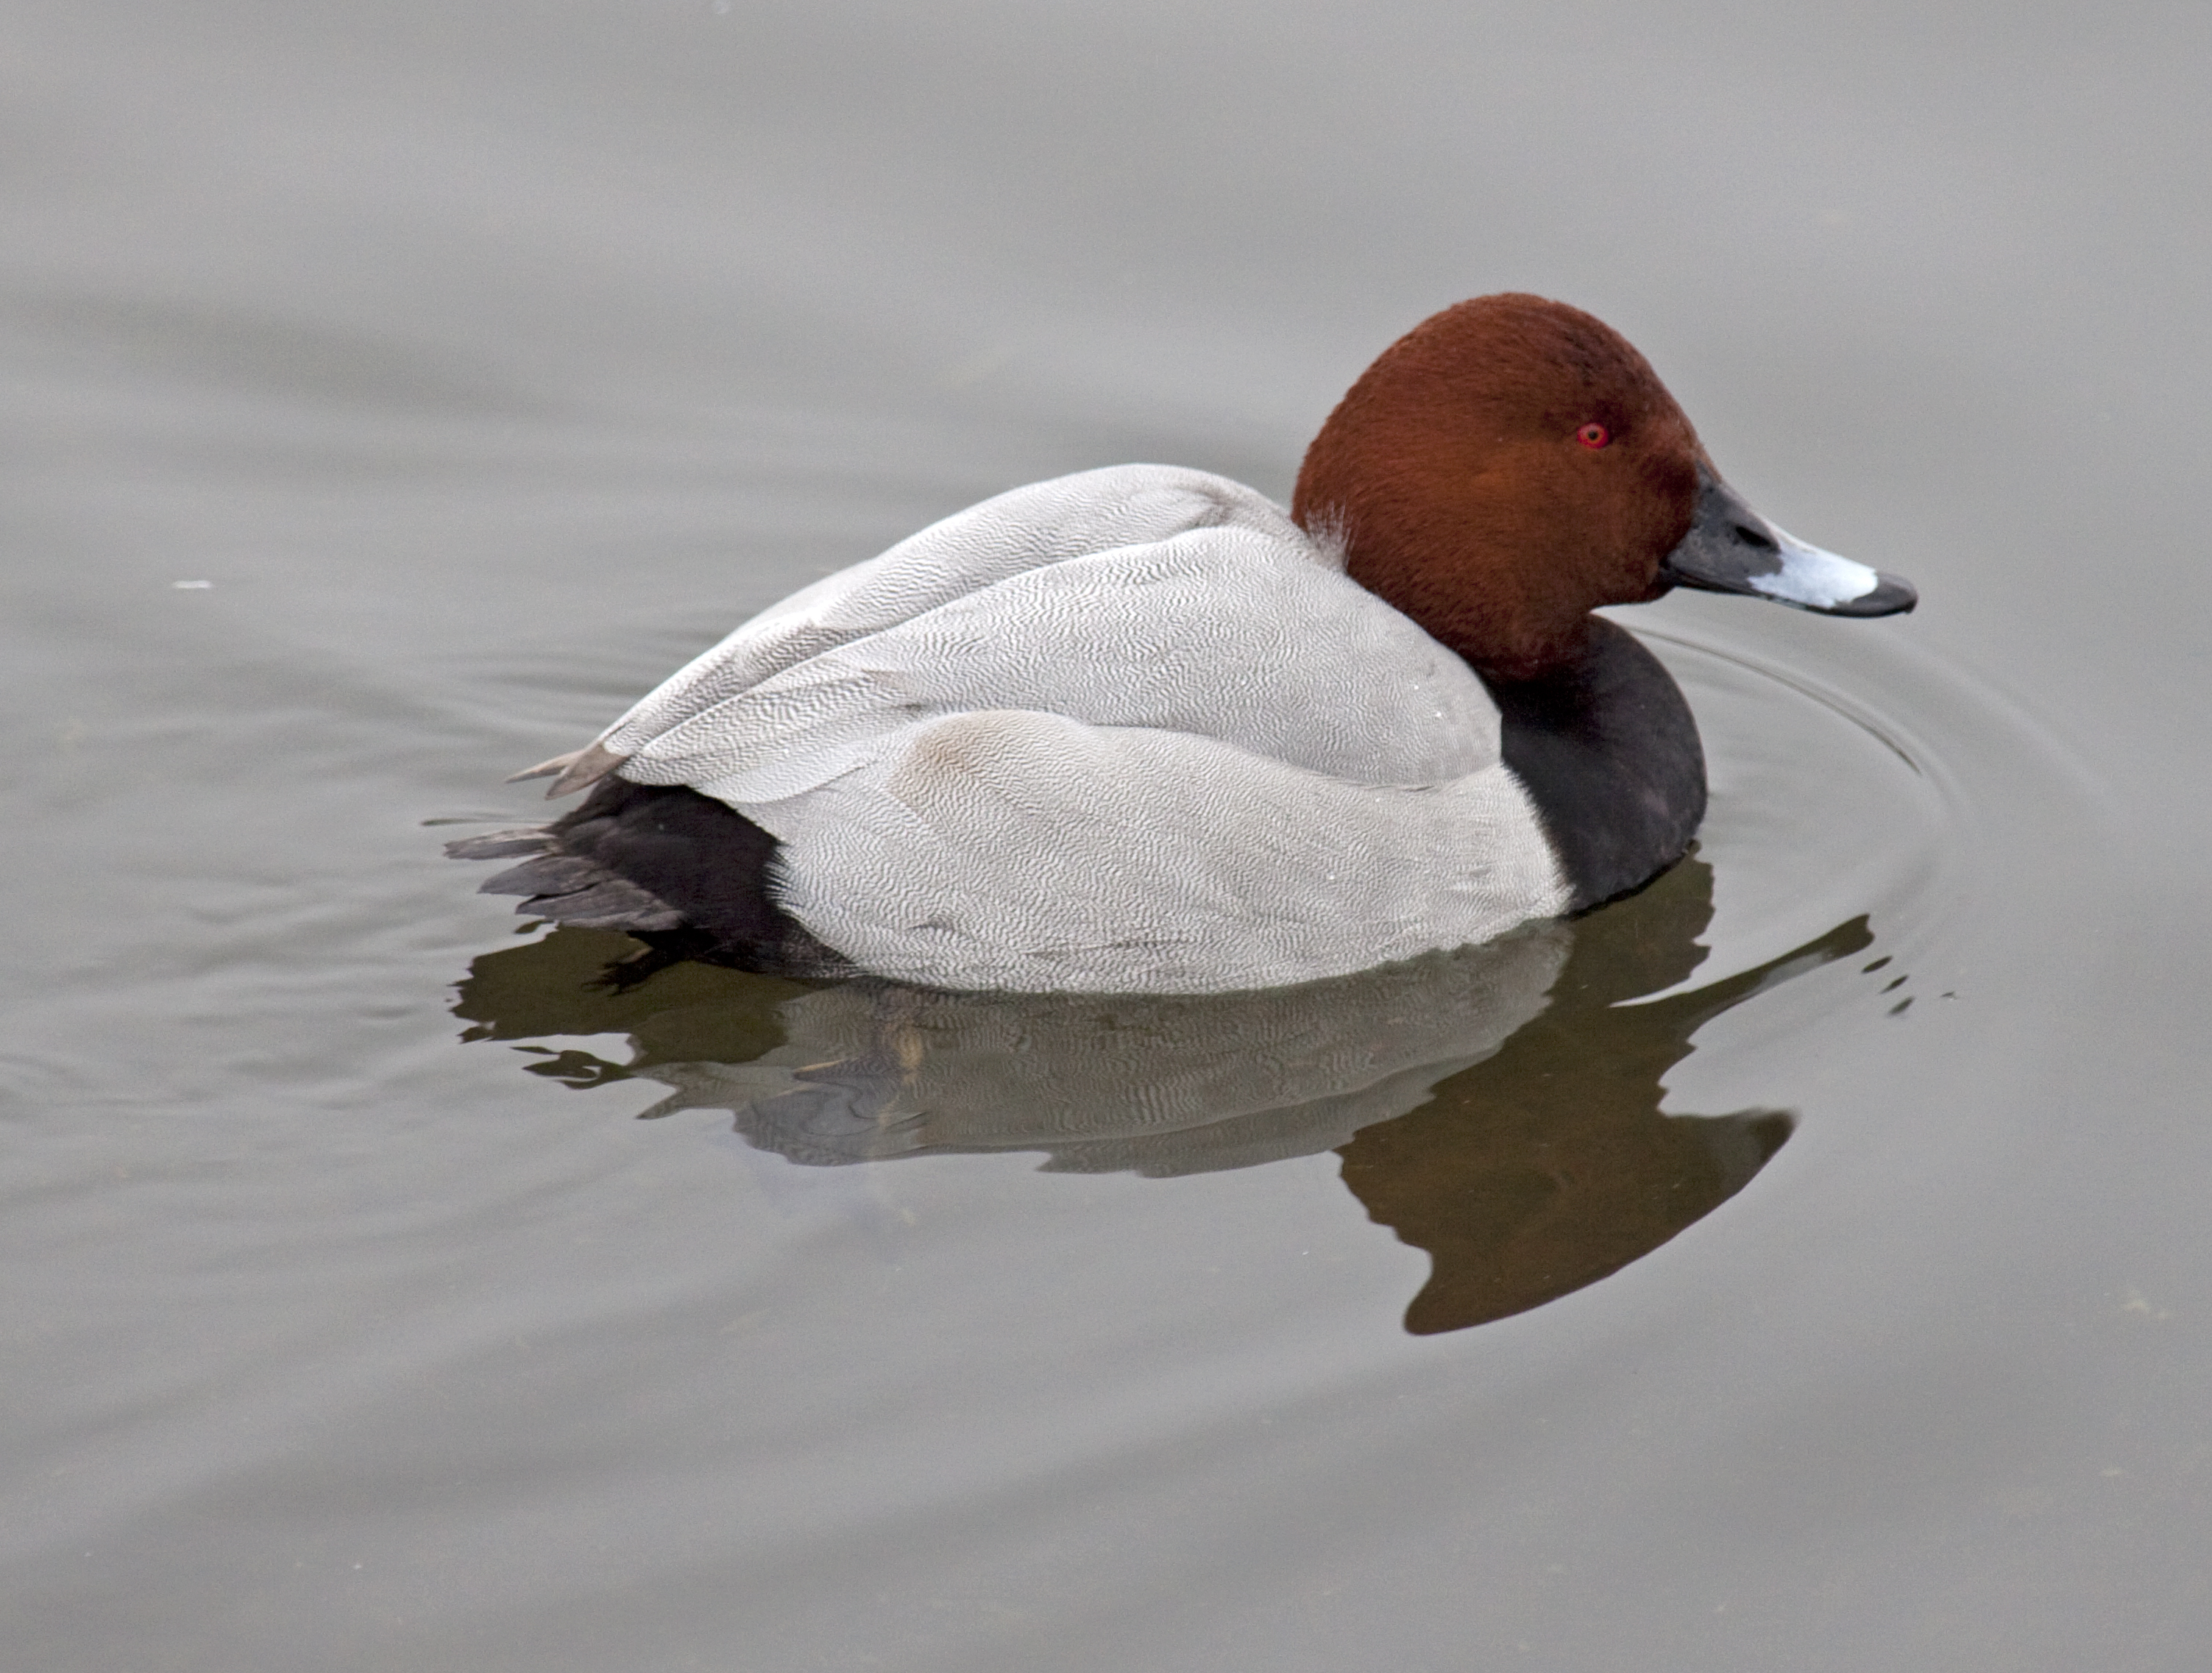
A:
[[6, 4, 2211, 1669]]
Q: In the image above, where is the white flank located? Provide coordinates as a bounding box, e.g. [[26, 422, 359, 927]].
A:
[[592, 464, 1576, 992]]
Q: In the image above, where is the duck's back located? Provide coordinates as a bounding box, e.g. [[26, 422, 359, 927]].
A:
[[468, 466, 1571, 993], [602, 465, 1500, 795]]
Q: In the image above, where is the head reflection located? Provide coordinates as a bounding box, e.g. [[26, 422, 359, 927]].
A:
[[453, 857, 1869, 1335]]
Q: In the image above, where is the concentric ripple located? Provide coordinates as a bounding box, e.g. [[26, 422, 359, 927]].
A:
[[447, 602, 2099, 1331]]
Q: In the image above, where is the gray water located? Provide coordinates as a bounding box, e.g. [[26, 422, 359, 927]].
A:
[[7, 2, 2211, 1668]]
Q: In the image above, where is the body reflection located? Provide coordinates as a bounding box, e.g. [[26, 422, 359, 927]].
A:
[[453, 857, 1868, 1333], [1339, 859, 1867, 1333]]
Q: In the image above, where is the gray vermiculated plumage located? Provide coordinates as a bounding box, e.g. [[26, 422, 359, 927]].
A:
[[564, 464, 1572, 992]]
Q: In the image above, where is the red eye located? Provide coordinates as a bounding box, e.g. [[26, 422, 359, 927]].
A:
[[1576, 422, 1611, 449]]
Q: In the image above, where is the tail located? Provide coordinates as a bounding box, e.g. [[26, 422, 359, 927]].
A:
[[447, 825, 689, 932], [446, 778, 855, 978]]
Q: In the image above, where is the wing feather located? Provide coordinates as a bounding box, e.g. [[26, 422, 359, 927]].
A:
[[538, 463, 1559, 992], [600, 464, 1307, 756], [612, 524, 1498, 803]]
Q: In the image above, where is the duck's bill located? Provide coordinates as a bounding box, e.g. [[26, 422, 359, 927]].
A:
[[1659, 464, 1916, 617]]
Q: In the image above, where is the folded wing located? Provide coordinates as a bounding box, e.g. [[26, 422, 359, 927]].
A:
[[600, 464, 1319, 757], [612, 522, 1500, 805], [541, 463, 1558, 992]]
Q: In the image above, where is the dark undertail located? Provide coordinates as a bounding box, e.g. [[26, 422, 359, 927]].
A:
[[1491, 616, 1707, 912], [446, 778, 856, 981]]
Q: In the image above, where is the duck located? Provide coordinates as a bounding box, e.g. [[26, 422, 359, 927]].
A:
[[450, 293, 1915, 995]]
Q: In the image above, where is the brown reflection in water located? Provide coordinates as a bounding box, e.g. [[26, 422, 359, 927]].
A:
[[455, 928, 807, 1077], [453, 856, 1870, 1335], [1339, 859, 1868, 1334]]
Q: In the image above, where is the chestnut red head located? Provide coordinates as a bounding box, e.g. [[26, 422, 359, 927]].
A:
[[1293, 294, 1706, 681]]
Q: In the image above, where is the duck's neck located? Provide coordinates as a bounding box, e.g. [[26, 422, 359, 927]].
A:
[[1486, 616, 1706, 912]]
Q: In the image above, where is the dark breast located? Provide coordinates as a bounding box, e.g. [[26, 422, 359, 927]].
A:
[[1489, 615, 1707, 912]]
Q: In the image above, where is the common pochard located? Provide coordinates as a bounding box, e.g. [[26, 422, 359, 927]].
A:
[[452, 294, 1915, 993]]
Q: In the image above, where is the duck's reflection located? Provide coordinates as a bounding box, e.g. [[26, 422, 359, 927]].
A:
[[453, 857, 1868, 1334]]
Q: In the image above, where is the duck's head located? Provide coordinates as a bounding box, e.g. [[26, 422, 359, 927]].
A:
[[1292, 294, 1915, 683]]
